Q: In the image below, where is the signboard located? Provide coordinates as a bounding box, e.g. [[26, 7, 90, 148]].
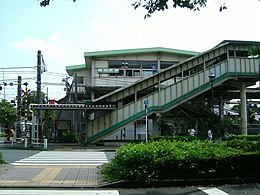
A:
[[97, 68, 119, 74]]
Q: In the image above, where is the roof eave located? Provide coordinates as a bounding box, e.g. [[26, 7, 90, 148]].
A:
[[84, 47, 199, 59], [66, 64, 87, 76]]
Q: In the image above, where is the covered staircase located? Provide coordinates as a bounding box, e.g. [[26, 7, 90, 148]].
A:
[[85, 41, 260, 143]]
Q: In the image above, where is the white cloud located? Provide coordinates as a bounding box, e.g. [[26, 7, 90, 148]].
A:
[[11, 37, 68, 62], [91, 23, 113, 33]]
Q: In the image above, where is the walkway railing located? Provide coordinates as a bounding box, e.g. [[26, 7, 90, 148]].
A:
[[86, 57, 259, 143]]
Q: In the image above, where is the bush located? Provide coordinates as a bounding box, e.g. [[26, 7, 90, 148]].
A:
[[225, 139, 260, 152], [149, 135, 198, 142], [62, 130, 79, 143], [234, 134, 260, 141], [100, 141, 245, 182], [0, 153, 6, 164]]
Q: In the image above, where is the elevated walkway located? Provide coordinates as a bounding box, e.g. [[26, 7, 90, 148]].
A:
[[86, 41, 260, 143]]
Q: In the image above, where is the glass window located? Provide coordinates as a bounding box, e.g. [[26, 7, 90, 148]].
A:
[[141, 61, 157, 69], [76, 77, 84, 84], [108, 60, 123, 68], [126, 70, 133, 77], [119, 69, 124, 76], [142, 70, 153, 77], [109, 69, 124, 77], [128, 61, 141, 68], [133, 70, 141, 76]]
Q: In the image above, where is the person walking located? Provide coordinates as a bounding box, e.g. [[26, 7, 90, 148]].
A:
[[208, 129, 213, 140]]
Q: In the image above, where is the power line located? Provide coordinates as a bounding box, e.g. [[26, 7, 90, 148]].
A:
[[0, 66, 36, 69], [43, 71, 67, 77], [0, 71, 36, 74]]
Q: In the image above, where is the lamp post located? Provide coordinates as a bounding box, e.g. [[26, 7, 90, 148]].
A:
[[208, 73, 216, 135], [144, 100, 148, 142]]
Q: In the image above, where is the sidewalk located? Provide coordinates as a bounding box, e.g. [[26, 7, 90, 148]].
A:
[[0, 142, 118, 188], [0, 164, 100, 188]]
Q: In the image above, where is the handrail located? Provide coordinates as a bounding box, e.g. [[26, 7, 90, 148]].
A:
[[86, 56, 259, 143]]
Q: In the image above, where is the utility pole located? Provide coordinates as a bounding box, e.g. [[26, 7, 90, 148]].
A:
[[74, 73, 78, 103], [37, 50, 43, 141], [16, 76, 22, 138], [73, 73, 78, 133], [23, 82, 29, 143]]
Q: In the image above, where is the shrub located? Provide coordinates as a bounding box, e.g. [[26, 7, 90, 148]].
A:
[[100, 141, 243, 182], [0, 153, 6, 164], [149, 135, 198, 142], [225, 139, 260, 152], [62, 130, 79, 143], [234, 134, 260, 141]]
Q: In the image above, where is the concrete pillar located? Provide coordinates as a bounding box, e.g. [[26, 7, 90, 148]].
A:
[[90, 92, 95, 101], [91, 59, 95, 86], [44, 138, 48, 149], [240, 82, 248, 135], [219, 95, 224, 121]]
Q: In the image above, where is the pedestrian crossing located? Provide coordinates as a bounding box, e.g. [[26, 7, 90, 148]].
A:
[[11, 151, 109, 166]]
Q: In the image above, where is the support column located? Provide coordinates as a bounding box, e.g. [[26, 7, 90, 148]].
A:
[[240, 82, 248, 135], [219, 95, 224, 121]]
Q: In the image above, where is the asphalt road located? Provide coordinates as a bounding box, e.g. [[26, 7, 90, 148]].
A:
[[0, 148, 40, 163], [118, 184, 260, 194], [0, 184, 259, 194]]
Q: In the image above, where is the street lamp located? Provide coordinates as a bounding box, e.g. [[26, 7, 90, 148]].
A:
[[208, 73, 216, 136], [144, 100, 148, 142]]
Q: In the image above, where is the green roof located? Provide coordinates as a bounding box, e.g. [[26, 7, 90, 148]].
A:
[[66, 64, 86, 71], [66, 47, 199, 74], [66, 64, 87, 76], [217, 40, 260, 46], [84, 47, 199, 58]]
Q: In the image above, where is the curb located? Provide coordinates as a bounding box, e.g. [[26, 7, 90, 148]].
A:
[[99, 177, 260, 188]]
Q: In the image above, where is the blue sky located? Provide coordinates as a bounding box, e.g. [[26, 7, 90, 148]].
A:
[[1, 0, 260, 101]]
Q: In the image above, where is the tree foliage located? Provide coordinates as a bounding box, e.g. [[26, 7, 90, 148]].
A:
[[0, 99, 17, 129], [28, 90, 47, 104], [249, 45, 260, 59], [39, 0, 76, 7], [39, 0, 227, 18], [132, 0, 227, 18]]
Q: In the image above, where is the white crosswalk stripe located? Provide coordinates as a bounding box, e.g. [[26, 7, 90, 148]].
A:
[[199, 187, 229, 195], [11, 151, 109, 166]]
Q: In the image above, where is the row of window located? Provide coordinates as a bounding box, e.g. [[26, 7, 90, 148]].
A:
[[96, 69, 157, 77], [108, 60, 178, 69]]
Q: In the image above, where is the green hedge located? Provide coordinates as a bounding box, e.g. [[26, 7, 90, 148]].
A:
[[232, 134, 260, 141], [101, 140, 260, 182], [149, 135, 198, 142]]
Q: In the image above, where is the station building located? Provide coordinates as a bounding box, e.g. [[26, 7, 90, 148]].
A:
[[54, 41, 260, 144], [60, 47, 199, 141]]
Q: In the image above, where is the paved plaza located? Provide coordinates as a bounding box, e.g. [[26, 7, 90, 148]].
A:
[[0, 150, 111, 188]]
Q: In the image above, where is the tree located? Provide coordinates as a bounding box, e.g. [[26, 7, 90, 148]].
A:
[[249, 45, 260, 59], [39, 0, 76, 7], [133, 0, 227, 18], [39, 0, 228, 18], [0, 99, 17, 129], [28, 90, 47, 104]]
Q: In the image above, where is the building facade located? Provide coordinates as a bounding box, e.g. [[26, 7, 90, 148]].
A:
[[63, 47, 199, 141]]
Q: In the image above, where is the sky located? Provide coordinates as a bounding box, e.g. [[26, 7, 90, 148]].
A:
[[1, 0, 260, 101]]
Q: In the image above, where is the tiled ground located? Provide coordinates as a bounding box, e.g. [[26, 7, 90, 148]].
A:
[[0, 165, 99, 187]]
